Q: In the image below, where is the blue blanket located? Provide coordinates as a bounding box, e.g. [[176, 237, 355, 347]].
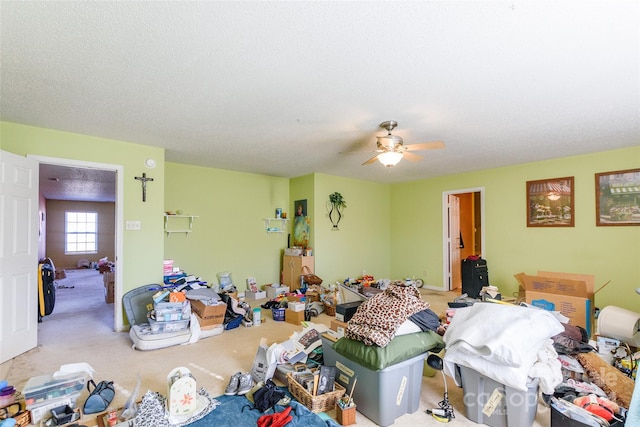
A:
[[187, 395, 340, 427]]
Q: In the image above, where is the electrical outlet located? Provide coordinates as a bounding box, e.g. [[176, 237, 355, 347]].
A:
[[126, 220, 141, 230]]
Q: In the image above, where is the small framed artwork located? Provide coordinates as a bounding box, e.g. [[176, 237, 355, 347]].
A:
[[526, 176, 575, 227], [293, 199, 310, 247], [595, 168, 640, 226]]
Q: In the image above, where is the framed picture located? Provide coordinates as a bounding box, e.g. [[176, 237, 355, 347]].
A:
[[526, 176, 574, 227], [293, 199, 310, 247], [595, 168, 640, 226]]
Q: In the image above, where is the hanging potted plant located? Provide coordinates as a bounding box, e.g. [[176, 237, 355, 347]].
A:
[[327, 192, 347, 230]]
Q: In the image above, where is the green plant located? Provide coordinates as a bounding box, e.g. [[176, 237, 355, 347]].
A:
[[329, 192, 347, 208]]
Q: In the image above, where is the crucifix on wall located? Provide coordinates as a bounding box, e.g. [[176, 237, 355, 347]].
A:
[[134, 172, 154, 202]]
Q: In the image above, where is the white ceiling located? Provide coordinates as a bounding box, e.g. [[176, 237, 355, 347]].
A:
[[39, 163, 116, 202], [2, 1, 639, 193]]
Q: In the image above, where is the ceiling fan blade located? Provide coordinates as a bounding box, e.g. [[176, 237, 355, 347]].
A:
[[403, 151, 423, 162], [340, 149, 383, 154], [362, 155, 380, 165], [404, 141, 445, 151]]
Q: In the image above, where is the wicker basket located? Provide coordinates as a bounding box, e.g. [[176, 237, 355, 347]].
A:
[[324, 304, 336, 316], [12, 410, 30, 427], [287, 372, 345, 413]]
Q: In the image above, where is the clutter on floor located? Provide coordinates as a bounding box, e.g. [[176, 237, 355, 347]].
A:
[[8, 261, 637, 427], [440, 270, 637, 427]]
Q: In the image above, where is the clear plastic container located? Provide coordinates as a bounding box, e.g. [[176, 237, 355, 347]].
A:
[[23, 373, 86, 407], [148, 318, 190, 333], [217, 271, 233, 287]]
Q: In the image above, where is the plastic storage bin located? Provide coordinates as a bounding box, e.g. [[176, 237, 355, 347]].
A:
[[550, 403, 624, 427], [148, 318, 190, 333], [321, 335, 426, 427], [154, 301, 189, 321], [458, 365, 539, 427], [23, 373, 86, 407]]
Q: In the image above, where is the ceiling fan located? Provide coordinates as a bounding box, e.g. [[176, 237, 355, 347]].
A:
[[358, 120, 445, 168]]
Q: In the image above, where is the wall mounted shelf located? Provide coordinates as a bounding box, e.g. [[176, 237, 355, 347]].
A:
[[263, 218, 289, 233], [164, 214, 198, 236]]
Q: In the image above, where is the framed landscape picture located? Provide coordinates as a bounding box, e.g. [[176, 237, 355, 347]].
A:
[[595, 168, 640, 226], [526, 176, 574, 227]]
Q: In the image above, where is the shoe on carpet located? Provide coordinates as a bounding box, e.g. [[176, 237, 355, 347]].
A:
[[225, 372, 242, 395], [236, 373, 254, 395]]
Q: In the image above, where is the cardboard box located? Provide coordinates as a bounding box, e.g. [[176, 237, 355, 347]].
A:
[[285, 293, 305, 302], [245, 290, 267, 300], [330, 319, 348, 338], [104, 281, 114, 304], [103, 271, 114, 286], [288, 302, 305, 312], [305, 290, 320, 302], [190, 300, 226, 324], [55, 269, 67, 280], [195, 312, 223, 327], [285, 308, 305, 325], [515, 272, 594, 335], [266, 285, 289, 299], [164, 273, 186, 284]]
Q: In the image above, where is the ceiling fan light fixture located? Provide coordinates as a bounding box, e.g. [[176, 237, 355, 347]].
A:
[[378, 151, 403, 167]]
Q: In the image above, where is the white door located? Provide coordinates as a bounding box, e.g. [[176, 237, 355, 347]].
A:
[[0, 151, 39, 363], [448, 194, 462, 291]]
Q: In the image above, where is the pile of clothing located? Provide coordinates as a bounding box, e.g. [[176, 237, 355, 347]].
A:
[[345, 281, 441, 347]]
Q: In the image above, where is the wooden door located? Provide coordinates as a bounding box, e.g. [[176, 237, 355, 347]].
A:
[[448, 195, 462, 291], [0, 151, 39, 363]]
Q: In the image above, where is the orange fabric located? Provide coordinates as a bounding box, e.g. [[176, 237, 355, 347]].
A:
[[573, 394, 619, 421]]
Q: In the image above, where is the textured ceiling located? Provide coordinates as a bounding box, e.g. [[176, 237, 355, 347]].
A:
[[2, 1, 639, 195], [39, 163, 116, 202]]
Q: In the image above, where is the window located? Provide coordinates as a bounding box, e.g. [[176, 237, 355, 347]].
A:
[[65, 211, 98, 254]]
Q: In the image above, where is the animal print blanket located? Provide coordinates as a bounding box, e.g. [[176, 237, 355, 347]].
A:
[[345, 282, 430, 347]]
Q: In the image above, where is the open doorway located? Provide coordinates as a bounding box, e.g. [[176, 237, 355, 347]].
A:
[[31, 155, 124, 332], [442, 187, 485, 292]]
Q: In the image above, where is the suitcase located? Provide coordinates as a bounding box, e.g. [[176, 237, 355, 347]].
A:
[[461, 256, 489, 298], [38, 263, 56, 322], [123, 284, 223, 351]]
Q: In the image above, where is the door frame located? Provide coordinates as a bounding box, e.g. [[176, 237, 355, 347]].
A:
[[441, 187, 485, 291], [28, 155, 125, 332]]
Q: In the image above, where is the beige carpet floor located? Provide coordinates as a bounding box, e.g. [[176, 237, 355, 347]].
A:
[[0, 269, 551, 426]]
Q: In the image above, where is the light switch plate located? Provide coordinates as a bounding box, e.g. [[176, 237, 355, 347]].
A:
[[126, 221, 141, 230]]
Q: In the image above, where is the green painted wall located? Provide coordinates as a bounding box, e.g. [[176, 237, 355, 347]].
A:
[[164, 162, 289, 289], [391, 146, 640, 312], [3, 120, 638, 315], [1, 121, 165, 296], [312, 174, 392, 284]]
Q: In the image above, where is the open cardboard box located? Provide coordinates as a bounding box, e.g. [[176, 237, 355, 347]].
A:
[[514, 271, 598, 336]]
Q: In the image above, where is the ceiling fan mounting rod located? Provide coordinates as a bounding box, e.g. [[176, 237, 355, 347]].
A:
[[379, 120, 398, 133]]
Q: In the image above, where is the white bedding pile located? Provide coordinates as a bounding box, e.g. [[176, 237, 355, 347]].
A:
[[443, 303, 564, 393]]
